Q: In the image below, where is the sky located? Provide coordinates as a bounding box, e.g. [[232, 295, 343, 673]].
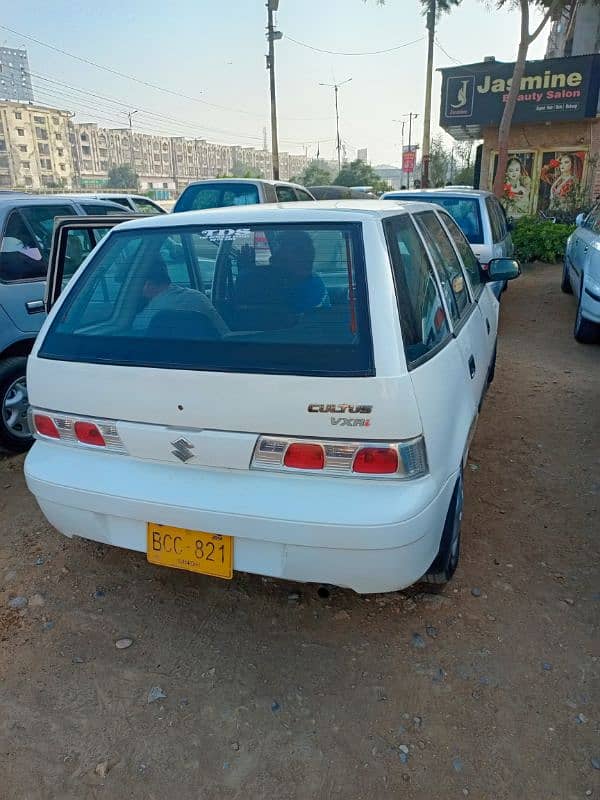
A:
[[0, 0, 550, 166]]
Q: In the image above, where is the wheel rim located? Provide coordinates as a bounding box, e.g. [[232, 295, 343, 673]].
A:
[[2, 375, 31, 439]]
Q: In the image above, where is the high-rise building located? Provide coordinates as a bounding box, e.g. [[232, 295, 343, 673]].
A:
[[0, 47, 34, 103], [546, 1, 600, 58]]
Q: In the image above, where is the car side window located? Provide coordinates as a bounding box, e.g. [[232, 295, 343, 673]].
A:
[[413, 211, 471, 324], [106, 197, 133, 210], [486, 197, 503, 243], [275, 185, 298, 203], [384, 214, 450, 366], [584, 203, 600, 232], [438, 211, 484, 297], [134, 198, 162, 215], [295, 189, 314, 201]]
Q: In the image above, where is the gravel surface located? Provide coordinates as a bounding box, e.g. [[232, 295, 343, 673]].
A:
[[0, 262, 598, 800]]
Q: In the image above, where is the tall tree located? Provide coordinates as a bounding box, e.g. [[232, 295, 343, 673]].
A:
[[333, 159, 391, 193], [107, 165, 139, 190], [299, 159, 334, 186], [420, 0, 462, 187], [490, 0, 594, 199]]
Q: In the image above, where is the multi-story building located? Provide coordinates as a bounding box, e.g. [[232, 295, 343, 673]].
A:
[[0, 97, 309, 195], [0, 48, 34, 103], [0, 101, 76, 190], [71, 122, 307, 193], [546, 1, 600, 58]]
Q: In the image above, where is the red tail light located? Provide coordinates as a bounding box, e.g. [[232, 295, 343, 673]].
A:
[[353, 447, 398, 474], [284, 442, 325, 470], [74, 421, 106, 447], [34, 414, 60, 439]]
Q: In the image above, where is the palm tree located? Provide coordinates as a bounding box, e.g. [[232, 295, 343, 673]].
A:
[[420, 0, 462, 187]]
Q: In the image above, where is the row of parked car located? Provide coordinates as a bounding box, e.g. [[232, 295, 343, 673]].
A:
[[1, 177, 595, 595], [22, 192, 519, 594]]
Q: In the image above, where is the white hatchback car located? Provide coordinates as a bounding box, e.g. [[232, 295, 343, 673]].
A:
[[25, 202, 519, 594]]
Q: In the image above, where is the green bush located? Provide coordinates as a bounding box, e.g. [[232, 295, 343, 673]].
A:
[[512, 217, 575, 263]]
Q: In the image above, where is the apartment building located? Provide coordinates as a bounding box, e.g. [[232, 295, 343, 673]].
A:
[[0, 98, 309, 194], [0, 101, 76, 190]]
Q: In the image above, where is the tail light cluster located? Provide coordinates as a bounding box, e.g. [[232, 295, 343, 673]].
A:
[[30, 409, 126, 454], [251, 435, 428, 479]]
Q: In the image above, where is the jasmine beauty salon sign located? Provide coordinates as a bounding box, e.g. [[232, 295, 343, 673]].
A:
[[440, 54, 600, 131]]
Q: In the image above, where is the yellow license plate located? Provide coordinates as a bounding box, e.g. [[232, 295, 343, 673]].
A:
[[147, 524, 233, 579]]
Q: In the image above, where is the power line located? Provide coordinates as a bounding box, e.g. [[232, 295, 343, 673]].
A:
[[30, 73, 335, 147], [0, 24, 332, 123], [434, 39, 460, 64], [284, 34, 424, 56]]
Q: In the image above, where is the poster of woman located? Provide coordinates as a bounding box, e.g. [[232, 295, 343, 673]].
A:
[[492, 152, 535, 218], [538, 151, 586, 214]]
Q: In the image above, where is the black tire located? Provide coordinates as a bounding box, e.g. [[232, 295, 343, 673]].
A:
[[574, 279, 600, 344], [487, 345, 497, 388], [561, 260, 573, 294], [425, 471, 463, 585], [0, 357, 33, 452]]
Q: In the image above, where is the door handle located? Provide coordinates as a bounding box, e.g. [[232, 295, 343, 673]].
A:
[[26, 300, 45, 314], [468, 355, 476, 379], [486, 318, 490, 334]]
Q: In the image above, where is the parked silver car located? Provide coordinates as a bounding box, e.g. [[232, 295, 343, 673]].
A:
[[381, 188, 513, 298], [562, 202, 600, 343], [173, 179, 315, 212], [59, 193, 167, 215], [0, 196, 131, 451]]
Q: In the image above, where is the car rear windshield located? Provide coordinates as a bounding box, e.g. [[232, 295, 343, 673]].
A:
[[175, 183, 260, 212], [388, 195, 483, 244], [39, 222, 374, 377]]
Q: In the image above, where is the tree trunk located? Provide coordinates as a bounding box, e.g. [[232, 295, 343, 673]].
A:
[[421, 0, 436, 188], [492, 0, 530, 199]]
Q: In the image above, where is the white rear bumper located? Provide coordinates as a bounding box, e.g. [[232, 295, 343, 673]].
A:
[[25, 442, 457, 593]]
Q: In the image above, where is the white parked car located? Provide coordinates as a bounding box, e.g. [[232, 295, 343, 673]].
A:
[[24, 201, 519, 594], [381, 188, 514, 298]]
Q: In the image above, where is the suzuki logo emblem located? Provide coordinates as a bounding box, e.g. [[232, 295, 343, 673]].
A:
[[171, 437, 195, 463]]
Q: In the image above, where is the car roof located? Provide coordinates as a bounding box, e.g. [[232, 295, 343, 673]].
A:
[[181, 178, 306, 189], [111, 199, 435, 232], [383, 188, 491, 199], [0, 195, 86, 208]]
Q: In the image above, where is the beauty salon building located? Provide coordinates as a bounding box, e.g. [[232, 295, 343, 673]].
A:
[[439, 53, 600, 218]]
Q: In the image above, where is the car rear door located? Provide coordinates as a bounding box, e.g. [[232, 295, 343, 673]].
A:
[[0, 202, 78, 334], [437, 210, 498, 362], [46, 215, 138, 311], [413, 210, 490, 409]]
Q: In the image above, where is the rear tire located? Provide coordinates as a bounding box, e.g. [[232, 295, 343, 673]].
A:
[[574, 279, 599, 344], [424, 471, 463, 585], [561, 260, 573, 294], [0, 357, 33, 452]]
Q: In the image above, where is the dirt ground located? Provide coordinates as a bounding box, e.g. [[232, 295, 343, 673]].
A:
[[0, 262, 598, 800]]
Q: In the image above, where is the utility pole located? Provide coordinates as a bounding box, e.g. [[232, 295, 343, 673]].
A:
[[421, 0, 436, 188], [127, 110, 138, 175], [392, 119, 406, 187], [266, 0, 282, 180], [319, 77, 352, 176]]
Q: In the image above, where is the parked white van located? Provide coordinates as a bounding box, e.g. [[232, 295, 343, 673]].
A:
[[24, 202, 519, 593]]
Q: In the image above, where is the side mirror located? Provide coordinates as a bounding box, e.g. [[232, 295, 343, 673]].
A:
[[575, 213, 585, 227], [488, 257, 521, 282]]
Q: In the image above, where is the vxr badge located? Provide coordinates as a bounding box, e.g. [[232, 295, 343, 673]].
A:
[[171, 437, 195, 463]]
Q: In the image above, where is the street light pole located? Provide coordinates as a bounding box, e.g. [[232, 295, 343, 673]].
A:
[[319, 78, 352, 176], [266, 0, 282, 180], [127, 110, 138, 174]]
